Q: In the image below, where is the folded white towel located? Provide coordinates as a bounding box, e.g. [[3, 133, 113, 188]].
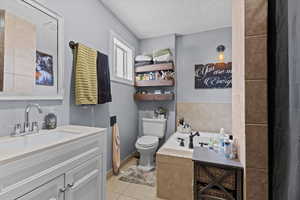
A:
[[135, 55, 152, 62], [153, 54, 173, 62]]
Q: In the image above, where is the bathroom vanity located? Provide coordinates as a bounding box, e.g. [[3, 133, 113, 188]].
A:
[[0, 125, 107, 200]]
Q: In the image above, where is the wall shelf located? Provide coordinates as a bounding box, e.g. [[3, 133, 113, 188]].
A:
[[135, 63, 174, 73], [134, 93, 174, 101], [135, 80, 174, 87]]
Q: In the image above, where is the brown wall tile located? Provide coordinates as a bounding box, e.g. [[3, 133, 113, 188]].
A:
[[157, 155, 193, 200], [177, 102, 232, 133], [246, 125, 268, 169], [245, 35, 267, 80], [244, 0, 268, 199], [245, 0, 268, 36], [245, 80, 267, 124], [246, 168, 268, 200]]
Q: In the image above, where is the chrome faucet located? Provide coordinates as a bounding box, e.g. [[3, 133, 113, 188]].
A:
[[189, 132, 200, 149], [24, 104, 43, 132], [11, 104, 43, 137]]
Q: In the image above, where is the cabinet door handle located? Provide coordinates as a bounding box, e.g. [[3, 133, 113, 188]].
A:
[[59, 187, 67, 193]]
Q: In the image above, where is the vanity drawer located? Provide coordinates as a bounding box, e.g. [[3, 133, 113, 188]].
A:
[[15, 175, 65, 200]]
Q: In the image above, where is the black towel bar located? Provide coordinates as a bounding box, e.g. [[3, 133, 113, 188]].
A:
[[69, 41, 77, 49]]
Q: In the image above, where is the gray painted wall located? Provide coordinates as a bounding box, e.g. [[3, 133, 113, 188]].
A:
[[0, 0, 139, 171], [46, 0, 139, 171], [175, 28, 232, 132], [138, 35, 177, 139], [176, 27, 232, 104], [0, 100, 66, 137], [109, 82, 138, 164]]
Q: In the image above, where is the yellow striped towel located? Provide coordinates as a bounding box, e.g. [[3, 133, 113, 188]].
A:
[[75, 44, 98, 105]]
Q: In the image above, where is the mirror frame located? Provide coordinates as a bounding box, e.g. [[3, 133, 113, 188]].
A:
[[0, 0, 64, 101]]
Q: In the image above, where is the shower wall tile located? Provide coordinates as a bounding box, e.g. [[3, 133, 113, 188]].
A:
[[245, 0, 268, 36], [246, 125, 268, 169], [246, 168, 268, 200], [177, 102, 232, 133], [244, 0, 268, 198], [245, 35, 267, 80], [245, 80, 268, 124]]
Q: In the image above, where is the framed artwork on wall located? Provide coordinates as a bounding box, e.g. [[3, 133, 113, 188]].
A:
[[36, 51, 54, 86], [195, 62, 232, 89]]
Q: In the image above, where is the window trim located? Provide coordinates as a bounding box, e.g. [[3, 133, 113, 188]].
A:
[[110, 31, 135, 86]]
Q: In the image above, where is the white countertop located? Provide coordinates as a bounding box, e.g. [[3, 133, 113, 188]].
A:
[[0, 125, 106, 165]]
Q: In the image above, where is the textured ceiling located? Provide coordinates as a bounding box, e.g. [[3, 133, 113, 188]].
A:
[[101, 0, 232, 39]]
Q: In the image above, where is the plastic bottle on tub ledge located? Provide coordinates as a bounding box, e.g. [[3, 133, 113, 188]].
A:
[[223, 132, 231, 159], [224, 135, 238, 160], [219, 128, 226, 153], [224, 142, 231, 158], [230, 137, 238, 160]]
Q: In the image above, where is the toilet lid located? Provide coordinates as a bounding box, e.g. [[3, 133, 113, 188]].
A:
[[137, 136, 158, 147]]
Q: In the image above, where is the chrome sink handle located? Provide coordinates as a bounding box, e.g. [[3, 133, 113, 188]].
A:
[[11, 124, 22, 137], [31, 122, 40, 133]]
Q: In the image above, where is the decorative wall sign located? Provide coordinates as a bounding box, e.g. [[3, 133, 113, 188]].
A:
[[36, 51, 54, 86], [195, 62, 232, 89]]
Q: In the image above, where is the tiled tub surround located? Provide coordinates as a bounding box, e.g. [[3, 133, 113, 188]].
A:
[[156, 148, 194, 200], [156, 131, 219, 200], [245, 0, 268, 199], [232, 0, 268, 199], [177, 102, 232, 133], [162, 131, 219, 152], [0, 10, 37, 93]]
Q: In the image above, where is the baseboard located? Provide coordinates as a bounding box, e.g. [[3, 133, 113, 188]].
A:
[[106, 151, 137, 179]]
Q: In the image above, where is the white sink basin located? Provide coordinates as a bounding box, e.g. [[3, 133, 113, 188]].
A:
[[0, 131, 77, 153]]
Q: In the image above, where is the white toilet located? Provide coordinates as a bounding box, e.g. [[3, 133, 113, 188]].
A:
[[135, 118, 167, 171]]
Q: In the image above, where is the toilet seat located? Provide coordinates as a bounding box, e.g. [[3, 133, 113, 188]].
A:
[[137, 136, 158, 148]]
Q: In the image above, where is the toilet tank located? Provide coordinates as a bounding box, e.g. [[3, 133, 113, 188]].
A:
[[142, 118, 167, 138]]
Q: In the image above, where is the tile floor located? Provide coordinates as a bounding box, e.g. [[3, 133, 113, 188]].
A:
[[107, 158, 166, 200]]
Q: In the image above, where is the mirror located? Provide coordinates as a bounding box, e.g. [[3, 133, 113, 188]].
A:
[[0, 0, 63, 100]]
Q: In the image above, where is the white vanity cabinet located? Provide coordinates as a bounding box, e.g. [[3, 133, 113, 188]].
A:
[[18, 156, 102, 200], [0, 126, 107, 200]]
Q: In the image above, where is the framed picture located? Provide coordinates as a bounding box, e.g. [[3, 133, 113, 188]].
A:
[[36, 51, 54, 86], [195, 62, 232, 89]]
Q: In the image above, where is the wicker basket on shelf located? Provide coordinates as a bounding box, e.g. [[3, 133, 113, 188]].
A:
[[196, 165, 236, 190]]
